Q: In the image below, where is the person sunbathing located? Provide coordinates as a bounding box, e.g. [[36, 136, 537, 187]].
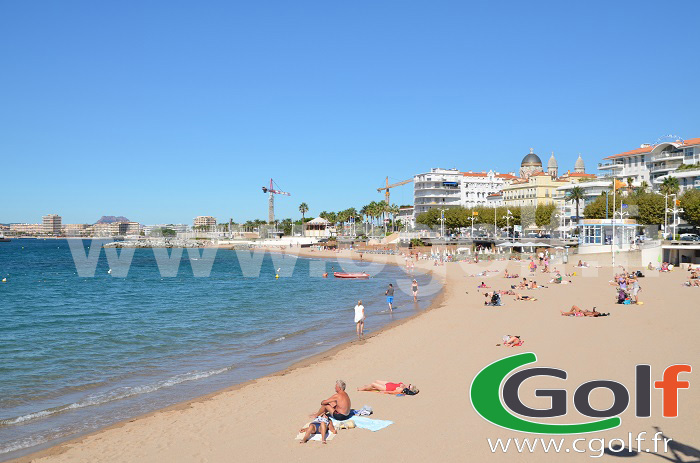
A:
[[478, 282, 490, 288], [357, 381, 419, 395], [497, 335, 523, 347], [514, 293, 537, 301], [517, 277, 529, 289], [561, 305, 608, 317], [299, 413, 337, 444]]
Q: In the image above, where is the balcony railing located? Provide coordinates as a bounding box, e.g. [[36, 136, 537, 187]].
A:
[[650, 152, 684, 162]]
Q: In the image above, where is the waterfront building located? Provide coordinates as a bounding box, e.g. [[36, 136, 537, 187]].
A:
[[42, 214, 62, 236], [502, 172, 569, 208], [63, 224, 90, 237], [486, 192, 503, 207], [461, 170, 517, 208], [9, 223, 42, 235], [397, 206, 415, 229], [654, 168, 700, 193], [598, 137, 700, 188], [553, 177, 610, 232], [413, 168, 516, 215], [108, 222, 141, 236], [578, 218, 639, 254], [194, 216, 217, 229], [304, 217, 331, 238]]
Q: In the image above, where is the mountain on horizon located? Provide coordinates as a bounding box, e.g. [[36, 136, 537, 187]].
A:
[[96, 216, 130, 224]]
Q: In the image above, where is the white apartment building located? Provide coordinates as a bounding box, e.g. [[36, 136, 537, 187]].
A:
[[598, 137, 700, 188], [462, 170, 518, 208], [554, 179, 613, 231], [413, 168, 516, 215], [655, 169, 700, 193]]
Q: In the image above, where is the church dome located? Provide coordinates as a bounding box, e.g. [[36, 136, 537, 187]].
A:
[[547, 153, 558, 169], [521, 148, 543, 167], [574, 154, 585, 173]]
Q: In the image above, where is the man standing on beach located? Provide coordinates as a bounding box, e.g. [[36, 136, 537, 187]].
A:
[[311, 380, 352, 421], [354, 300, 365, 339], [385, 283, 394, 312]]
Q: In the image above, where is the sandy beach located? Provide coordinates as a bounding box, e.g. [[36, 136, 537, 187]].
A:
[[11, 248, 699, 463]]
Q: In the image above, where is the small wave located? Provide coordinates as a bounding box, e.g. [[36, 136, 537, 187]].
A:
[[274, 336, 285, 342], [0, 366, 234, 428]]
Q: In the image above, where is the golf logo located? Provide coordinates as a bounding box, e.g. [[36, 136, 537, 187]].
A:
[[470, 353, 691, 434]]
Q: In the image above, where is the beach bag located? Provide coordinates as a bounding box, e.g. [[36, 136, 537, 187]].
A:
[[636, 270, 645, 278], [617, 290, 626, 304]]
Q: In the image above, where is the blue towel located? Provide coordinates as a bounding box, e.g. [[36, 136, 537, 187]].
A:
[[331, 415, 393, 432]]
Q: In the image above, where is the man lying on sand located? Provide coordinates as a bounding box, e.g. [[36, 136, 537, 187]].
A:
[[514, 294, 537, 301], [311, 380, 352, 421], [299, 413, 337, 444]]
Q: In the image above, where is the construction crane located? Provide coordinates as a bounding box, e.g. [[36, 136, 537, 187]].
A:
[[262, 178, 290, 223], [377, 176, 413, 205]]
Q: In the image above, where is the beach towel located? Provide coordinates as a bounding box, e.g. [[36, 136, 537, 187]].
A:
[[330, 415, 393, 432]]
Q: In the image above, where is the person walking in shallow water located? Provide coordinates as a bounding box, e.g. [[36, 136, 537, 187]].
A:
[[411, 279, 418, 302], [354, 300, 365, 339], [385, 284, 395, 312]]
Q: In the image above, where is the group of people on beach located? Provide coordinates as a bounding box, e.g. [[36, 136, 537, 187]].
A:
[[610, 269, 643, 304], [301, 379, 418, 443]]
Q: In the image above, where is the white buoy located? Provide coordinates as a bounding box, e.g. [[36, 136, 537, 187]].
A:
[[2, 278, 6, 282], [108, 269, 112, 274]]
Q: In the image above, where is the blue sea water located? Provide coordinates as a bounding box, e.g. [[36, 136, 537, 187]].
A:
[[0, 239, 441, 460]]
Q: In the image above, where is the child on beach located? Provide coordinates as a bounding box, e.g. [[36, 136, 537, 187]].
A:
[[299, 414, 337, 444]]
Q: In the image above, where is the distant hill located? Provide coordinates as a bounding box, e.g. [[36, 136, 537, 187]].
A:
[[96, 216, 130, 224]]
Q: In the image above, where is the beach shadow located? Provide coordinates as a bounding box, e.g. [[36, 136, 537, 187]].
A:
[[603, 427, 700, 462]]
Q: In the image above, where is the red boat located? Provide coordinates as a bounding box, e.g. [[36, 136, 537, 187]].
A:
[[333, 272, 370, 279]]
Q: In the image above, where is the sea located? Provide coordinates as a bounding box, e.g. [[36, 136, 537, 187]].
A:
[[0, 239, 441, 460]]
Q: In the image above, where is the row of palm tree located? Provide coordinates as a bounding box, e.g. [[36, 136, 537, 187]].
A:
[[296, 200, 402, 236]]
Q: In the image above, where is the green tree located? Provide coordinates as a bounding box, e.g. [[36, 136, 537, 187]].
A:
[[638, 180, 649, 193], [659, 177, 680, 196], [680, 189, 700, 227], [535, 203, 556, 227], [633, 192, 665, 225], [567, 186, 585, 229]]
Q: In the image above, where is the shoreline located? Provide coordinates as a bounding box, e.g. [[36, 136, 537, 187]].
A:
[[7, 248, 446, 463]]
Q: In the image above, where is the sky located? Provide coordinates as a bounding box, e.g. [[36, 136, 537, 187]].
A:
[[2, 0, 699, 225]]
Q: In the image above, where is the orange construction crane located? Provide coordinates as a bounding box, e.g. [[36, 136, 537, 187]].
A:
[[377, 176, 413, 205]]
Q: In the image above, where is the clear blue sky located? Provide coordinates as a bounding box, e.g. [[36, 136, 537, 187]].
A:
[[2, 0, 699, 224]]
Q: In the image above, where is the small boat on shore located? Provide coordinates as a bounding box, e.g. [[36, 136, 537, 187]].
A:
[[333, 272, 370, 279]]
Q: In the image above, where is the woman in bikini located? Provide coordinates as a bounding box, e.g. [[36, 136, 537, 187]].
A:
[[299, 413, 337, 444], [357, 381, 419, 395]]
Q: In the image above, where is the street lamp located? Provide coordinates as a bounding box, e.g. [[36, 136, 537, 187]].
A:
[[665, 195, 683, 241], [439, 209, 447, 239], [502, 210, 514, 242]]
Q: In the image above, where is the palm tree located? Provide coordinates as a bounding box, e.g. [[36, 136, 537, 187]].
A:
[[626, 177, 634, 195], [567, 186, 585, 234], [639, 180, 649, 193], [388, 203, 400, 231], [660, 177, 680, 197], [299, 202, 309, 236]]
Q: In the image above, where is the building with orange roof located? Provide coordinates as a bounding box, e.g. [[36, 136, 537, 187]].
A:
[[598, 136, 700, 189], [412, 168, 517, 215]]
